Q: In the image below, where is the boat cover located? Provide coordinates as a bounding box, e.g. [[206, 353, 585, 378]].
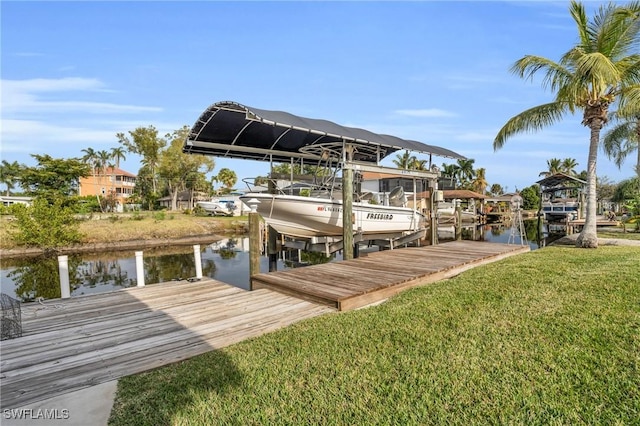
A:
[[183, 101, 465, 164]]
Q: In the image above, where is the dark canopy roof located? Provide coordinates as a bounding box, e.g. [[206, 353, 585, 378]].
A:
[[183, 101, 465, 164], [536, 173, 586, 190]]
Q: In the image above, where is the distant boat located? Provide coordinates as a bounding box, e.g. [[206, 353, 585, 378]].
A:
[[196, 200, 234, 216], [541, 199, 579, 222], [437, 201, 478, 224]]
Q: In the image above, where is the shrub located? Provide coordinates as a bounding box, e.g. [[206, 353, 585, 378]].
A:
[[8, 197, 83, 250]]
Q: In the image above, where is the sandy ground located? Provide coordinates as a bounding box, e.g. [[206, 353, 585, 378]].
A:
[[551, 233, 640, 247]]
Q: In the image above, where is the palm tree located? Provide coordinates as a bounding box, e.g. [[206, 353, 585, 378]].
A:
[[216, 168, 237, 194], [493, 1, 640, 248], [489, 183, 505, 196], [440, 163, 458, 188], [539, 158, 563, 177], [392, 150, 416, 169], [602, 113, 640, 176], [110, 147, 127, 170], [97, 150, 115, 210], [0, 160, 22, 196], [561, 158, 579, 176], [455, 158, 475, 188], [410, 158, 429, 171], [81, 147, 104, 211], [472, 168, 488, 194]]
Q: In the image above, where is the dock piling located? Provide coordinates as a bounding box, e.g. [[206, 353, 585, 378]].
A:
[[193, 245, 203, 279], [135, 251, 145, 287], [247, 198, 262, 288], [57, 255, 71, 299]]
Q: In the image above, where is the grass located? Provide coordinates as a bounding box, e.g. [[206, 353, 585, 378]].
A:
[[109, 246, 640, 425], [0, 213, 248, 249]]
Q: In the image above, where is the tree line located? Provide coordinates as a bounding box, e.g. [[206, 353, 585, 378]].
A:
[[0, 125, 239, 212]]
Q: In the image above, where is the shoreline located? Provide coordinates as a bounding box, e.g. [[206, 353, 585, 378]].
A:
[[0, 233, 232, 260]]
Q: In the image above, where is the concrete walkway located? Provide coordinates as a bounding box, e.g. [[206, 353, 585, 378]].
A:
[[2, 381, 118, 426]]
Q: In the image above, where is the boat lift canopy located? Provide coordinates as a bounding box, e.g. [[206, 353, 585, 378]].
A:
[[183, 101, 465, 164], [536, 173, 586, 192]]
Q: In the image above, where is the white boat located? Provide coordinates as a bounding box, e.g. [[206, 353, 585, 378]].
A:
[[437, 202, 478, 223], [541, 199, 579, 222], [196, 200, 233, 216], [239, 188, 426, 238]]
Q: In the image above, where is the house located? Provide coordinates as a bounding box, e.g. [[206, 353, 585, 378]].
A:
[[78, 167, 137, 212], [157, 191, 210, 211], [0, 195, 33, 207]]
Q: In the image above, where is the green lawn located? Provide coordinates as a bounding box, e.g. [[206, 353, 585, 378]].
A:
[[109, 246, 639, 425]]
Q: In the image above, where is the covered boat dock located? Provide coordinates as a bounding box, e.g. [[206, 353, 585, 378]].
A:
[[183, 101, 466, 258]]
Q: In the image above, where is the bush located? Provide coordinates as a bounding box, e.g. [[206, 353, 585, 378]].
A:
[[70, 196, 102, 214], [8, 197, 83, 250], [130, 211, 145, 221]]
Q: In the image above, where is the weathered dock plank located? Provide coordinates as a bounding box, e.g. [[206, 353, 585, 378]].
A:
[[0, 280, 333, 409], [252, 241, 530, 311]]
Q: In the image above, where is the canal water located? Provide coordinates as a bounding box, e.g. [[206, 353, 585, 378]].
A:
[[0, 221, 553, 302]]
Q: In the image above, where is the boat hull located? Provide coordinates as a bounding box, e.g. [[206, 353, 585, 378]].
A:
[[240, 193, 425, 238]]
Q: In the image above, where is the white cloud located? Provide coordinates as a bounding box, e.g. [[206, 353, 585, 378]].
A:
[[1, 77, 162, 115]]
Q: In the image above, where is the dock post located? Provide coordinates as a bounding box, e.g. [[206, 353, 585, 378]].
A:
[[455, 200, 462, 241], [193, 245, 203, 279], [135, 251, 145, 287], [247, 198, 261, 289], [57, 255, 71, 299], [268, 226, 278, 272], [342, 145, 354, 260]]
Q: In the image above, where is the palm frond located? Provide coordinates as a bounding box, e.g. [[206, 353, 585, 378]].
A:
[[493, 102, 568, 151], [511, 56, 572, 93], [570, 1, 590, 47], [602, 120, 638, 167]]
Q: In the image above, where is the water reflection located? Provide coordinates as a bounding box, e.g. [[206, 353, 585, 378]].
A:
[[438, 219, 560, 249], [1, 246, 217, 302]]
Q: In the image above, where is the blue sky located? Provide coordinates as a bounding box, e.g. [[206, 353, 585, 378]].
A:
[[2, 1, 636, 193]]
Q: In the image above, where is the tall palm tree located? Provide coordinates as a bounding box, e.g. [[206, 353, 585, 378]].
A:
[[539, 158, 563, 177], [97, 150, 115, 210], [110, 146, 127, 170], [81, 147, 104, 210], [493, 1, 640, 248]]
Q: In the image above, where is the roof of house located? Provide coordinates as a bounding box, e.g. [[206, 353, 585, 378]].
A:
[[103, 167, 137, 178], [442, 189, 487, 200]]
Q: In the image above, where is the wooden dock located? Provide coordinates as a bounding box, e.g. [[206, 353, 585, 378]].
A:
[[1, 240, 530, 409], [0, 280, 332, 409], [252, 241, 530, 311]]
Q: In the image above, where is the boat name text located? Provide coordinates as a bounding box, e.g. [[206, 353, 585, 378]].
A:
[[366, 213, 393, 220], [318, 206, 342, 212]]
